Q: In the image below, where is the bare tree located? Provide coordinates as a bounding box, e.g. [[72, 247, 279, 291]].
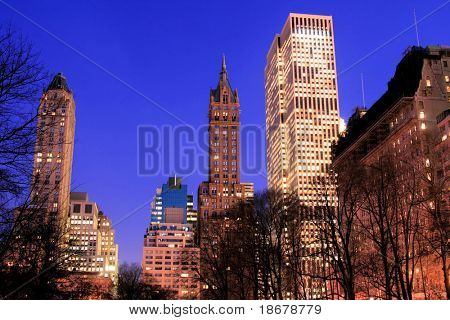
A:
[[0, 24, 46, 202], [197, 215, 238, 299], [0, 23, 46, 259], [198, 169, 447, 300], [0, 25, 85, 300], [353, 152, 429, 300], [116, 263, 173, 300], [313, 162, 366, 300], [417, 132, 449, 299], [198, 190, 313, 300]]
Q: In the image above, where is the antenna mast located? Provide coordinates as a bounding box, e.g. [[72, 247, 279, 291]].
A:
[[414, 9, 420, 47], [361, 73, 366, 108]]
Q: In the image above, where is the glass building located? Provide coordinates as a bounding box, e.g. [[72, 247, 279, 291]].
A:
[[150, 177, 196, 224], [144, 178, 200, 298]]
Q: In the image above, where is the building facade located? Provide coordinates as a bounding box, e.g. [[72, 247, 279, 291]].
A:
[[143, 177, 200, 298], [435, 109, 449, 212], [33, 73, 76, 224], [265, 13, 340, 199], [151, 177, 196, 224], [264, 13, 341, 298], [334, 46, 450, 166], [186, 194, 198, 224], [142, 223, 199, 298], [333, 46, 450, 299], [198, 57, 254, 220], [68, 192, 119, 283]]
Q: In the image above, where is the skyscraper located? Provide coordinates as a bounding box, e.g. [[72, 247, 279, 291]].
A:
[[150, 177, 196, 224], [265, 13, 340, 201], [143, 177, 200, 298], [264, 13, 341, 298], [142, 223, 199, 298], [33, 73, 76, 224], [198, 57, 253, 219]]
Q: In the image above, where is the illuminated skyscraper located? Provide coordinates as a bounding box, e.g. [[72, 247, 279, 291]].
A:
[[142, 223, 199, 298], [198, 56, 253, 220], [264, 13, 341, 298], [143, 177, 200, 298], [265, 13, 340, 200], [33, 73, 76, 224]]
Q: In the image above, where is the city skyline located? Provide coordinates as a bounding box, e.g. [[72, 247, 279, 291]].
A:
[[0, 0, 448, 265]]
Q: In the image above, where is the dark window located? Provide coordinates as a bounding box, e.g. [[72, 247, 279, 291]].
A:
[[85, 204, 93, 213], [444, 60, 448, 68], [73, 204, 81, 213]]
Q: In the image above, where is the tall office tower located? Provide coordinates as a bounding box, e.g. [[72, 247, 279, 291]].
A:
[[68, 192, 119, 283], [143, 177, 200, 298], [142, 223, 199, 298], [150, 177, 195, 224], [334, 46, 450, 299], [265, 13, 340, 199], [33, 73, 76, 224], [198, 57, 254, 219], [264, 13, 340, 298]]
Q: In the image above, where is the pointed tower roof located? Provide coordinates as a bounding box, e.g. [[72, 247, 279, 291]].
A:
[[212, 55, 237, 102], [47, 72, 71, 92], [221, 53, 226, 75]]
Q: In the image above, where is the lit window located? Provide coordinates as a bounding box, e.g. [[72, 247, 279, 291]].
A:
[[420, 122, 426, 130], [419, 111, 425, 119], [426, 77, 431, 87]]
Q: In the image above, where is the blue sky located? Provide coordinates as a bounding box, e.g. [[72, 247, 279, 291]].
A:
[[1, 0, 448, 263]]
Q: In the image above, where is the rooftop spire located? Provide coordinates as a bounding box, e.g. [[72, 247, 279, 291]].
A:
[[221, 53, 226, 72], [219, 54, 228, 83], [211, 54, 238, 102], [47, 72, 71, 92]]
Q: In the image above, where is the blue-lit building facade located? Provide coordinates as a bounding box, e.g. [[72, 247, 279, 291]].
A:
[[143, 177, 200, 298], [150, 177, 197, 224]]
